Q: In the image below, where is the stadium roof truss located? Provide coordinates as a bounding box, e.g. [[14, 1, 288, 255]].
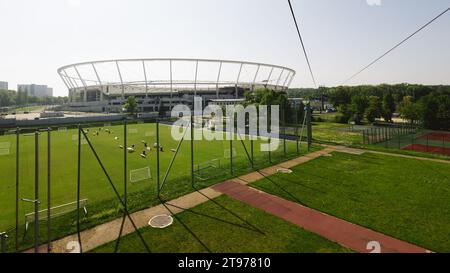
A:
[[57, 58, 296, 101]]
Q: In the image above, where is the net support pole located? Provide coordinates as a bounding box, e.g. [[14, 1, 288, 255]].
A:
[[123, 120, 127, 208], [191, 113, 195, 187], [76, 125, 82, 253], [34, 130, 39, 253], [15, 127, 19, 252], [282, 103, 286, 158], [295, 106, 299, 154], [306, 103, 312, 151], [47, 128, 51, 253], [250, 139, 254, 169], [229, 137, 233, 175], [156, 121, 161, 198]]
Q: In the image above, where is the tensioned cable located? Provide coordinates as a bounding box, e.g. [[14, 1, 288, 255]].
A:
[[287, 0, 317, 87], [344, 7, 450, 84]]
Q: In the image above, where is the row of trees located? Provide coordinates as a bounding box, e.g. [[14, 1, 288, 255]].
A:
[[288, 84, 450, 130], [0, 89, 68, 107], [244, 88, 305, 124]]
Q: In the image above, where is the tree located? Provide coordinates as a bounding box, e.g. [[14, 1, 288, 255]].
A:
[[350, 96, 368, 124], [382, 93, 396, 122], [398, 96, 420, 124], [365, 96, 382, 123], [124, 96, 138, 115]]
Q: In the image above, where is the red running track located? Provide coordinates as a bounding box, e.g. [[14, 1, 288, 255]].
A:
[[213, 181, 430, 253], [403, 144, 450, 156]]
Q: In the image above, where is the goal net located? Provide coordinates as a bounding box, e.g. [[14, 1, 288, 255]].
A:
[[72, 134, 87, 145], [145, 131, 155, 137], [0, 142, 11, 156], [129, 128, 139, 134], [224, 148, 237, 159], [194, 159, 221, 181], [58, 127, 68, 132], [130, 167, 152, 183], [24, 199, 88, 232]]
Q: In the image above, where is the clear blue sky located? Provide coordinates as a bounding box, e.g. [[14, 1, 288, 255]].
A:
[[0, 0, 449, 96]]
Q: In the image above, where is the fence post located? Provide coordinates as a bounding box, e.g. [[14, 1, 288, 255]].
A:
[[295, 106, 299, 155], [191, 113, 195, 187], [250, 139, 254, 169], [230, 135, 234, 175], [47, 128, 51, 253], [306, 104, 312, 151], [34, 130, 39, 253], [76, 125, 82, 253], [15, 127, 19, 252]]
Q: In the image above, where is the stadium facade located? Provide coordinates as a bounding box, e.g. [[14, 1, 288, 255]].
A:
[[58, 58, 296, 114]]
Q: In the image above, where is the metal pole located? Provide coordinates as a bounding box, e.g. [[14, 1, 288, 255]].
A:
[[47, 128, 51, 253], [295, 105, 299, 154], [306, 104, 312, 151], [76, 125, 82, 253], [282, 103, 286, 157], [250, 139, 254, 169], [230, 137, 233, 175], [191, 113, 195, 187], [156, 121, 160, 197], [34, 130, 39, 253], [268, 137, 272, 163], [15, 127, 19, 252], [123, 121, 127, 208]]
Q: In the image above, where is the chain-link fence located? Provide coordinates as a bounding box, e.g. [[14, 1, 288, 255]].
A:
[[0, 111, 311, 253]]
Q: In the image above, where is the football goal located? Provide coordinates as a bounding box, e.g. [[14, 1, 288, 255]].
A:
[[58, 127, 68, 132], [129, 128, 139, 134], [145, 131, 155, 137], [0, 142, 10, 156], [24, 199, 88, 232], [130, 167, 152, 183], [194, 159, 221, 181], [224, 148, 237, 159], [72, 135, 87, 145]]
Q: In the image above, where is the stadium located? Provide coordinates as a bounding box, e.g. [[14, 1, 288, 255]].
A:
[[57, 58, 296, 113]]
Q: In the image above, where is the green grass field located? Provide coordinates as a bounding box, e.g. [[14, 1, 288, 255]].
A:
[[251, 151, 450, 252], [0, 121, 308, 251], [286, 121, 364, 146], [91, 195, 351, 253]]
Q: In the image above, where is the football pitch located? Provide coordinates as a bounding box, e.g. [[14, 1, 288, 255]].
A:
[[0, 121, 303, 240]]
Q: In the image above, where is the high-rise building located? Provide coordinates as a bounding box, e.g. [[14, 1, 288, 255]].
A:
[[0, 81, 8, 90], [17, 84, 53, 98]]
